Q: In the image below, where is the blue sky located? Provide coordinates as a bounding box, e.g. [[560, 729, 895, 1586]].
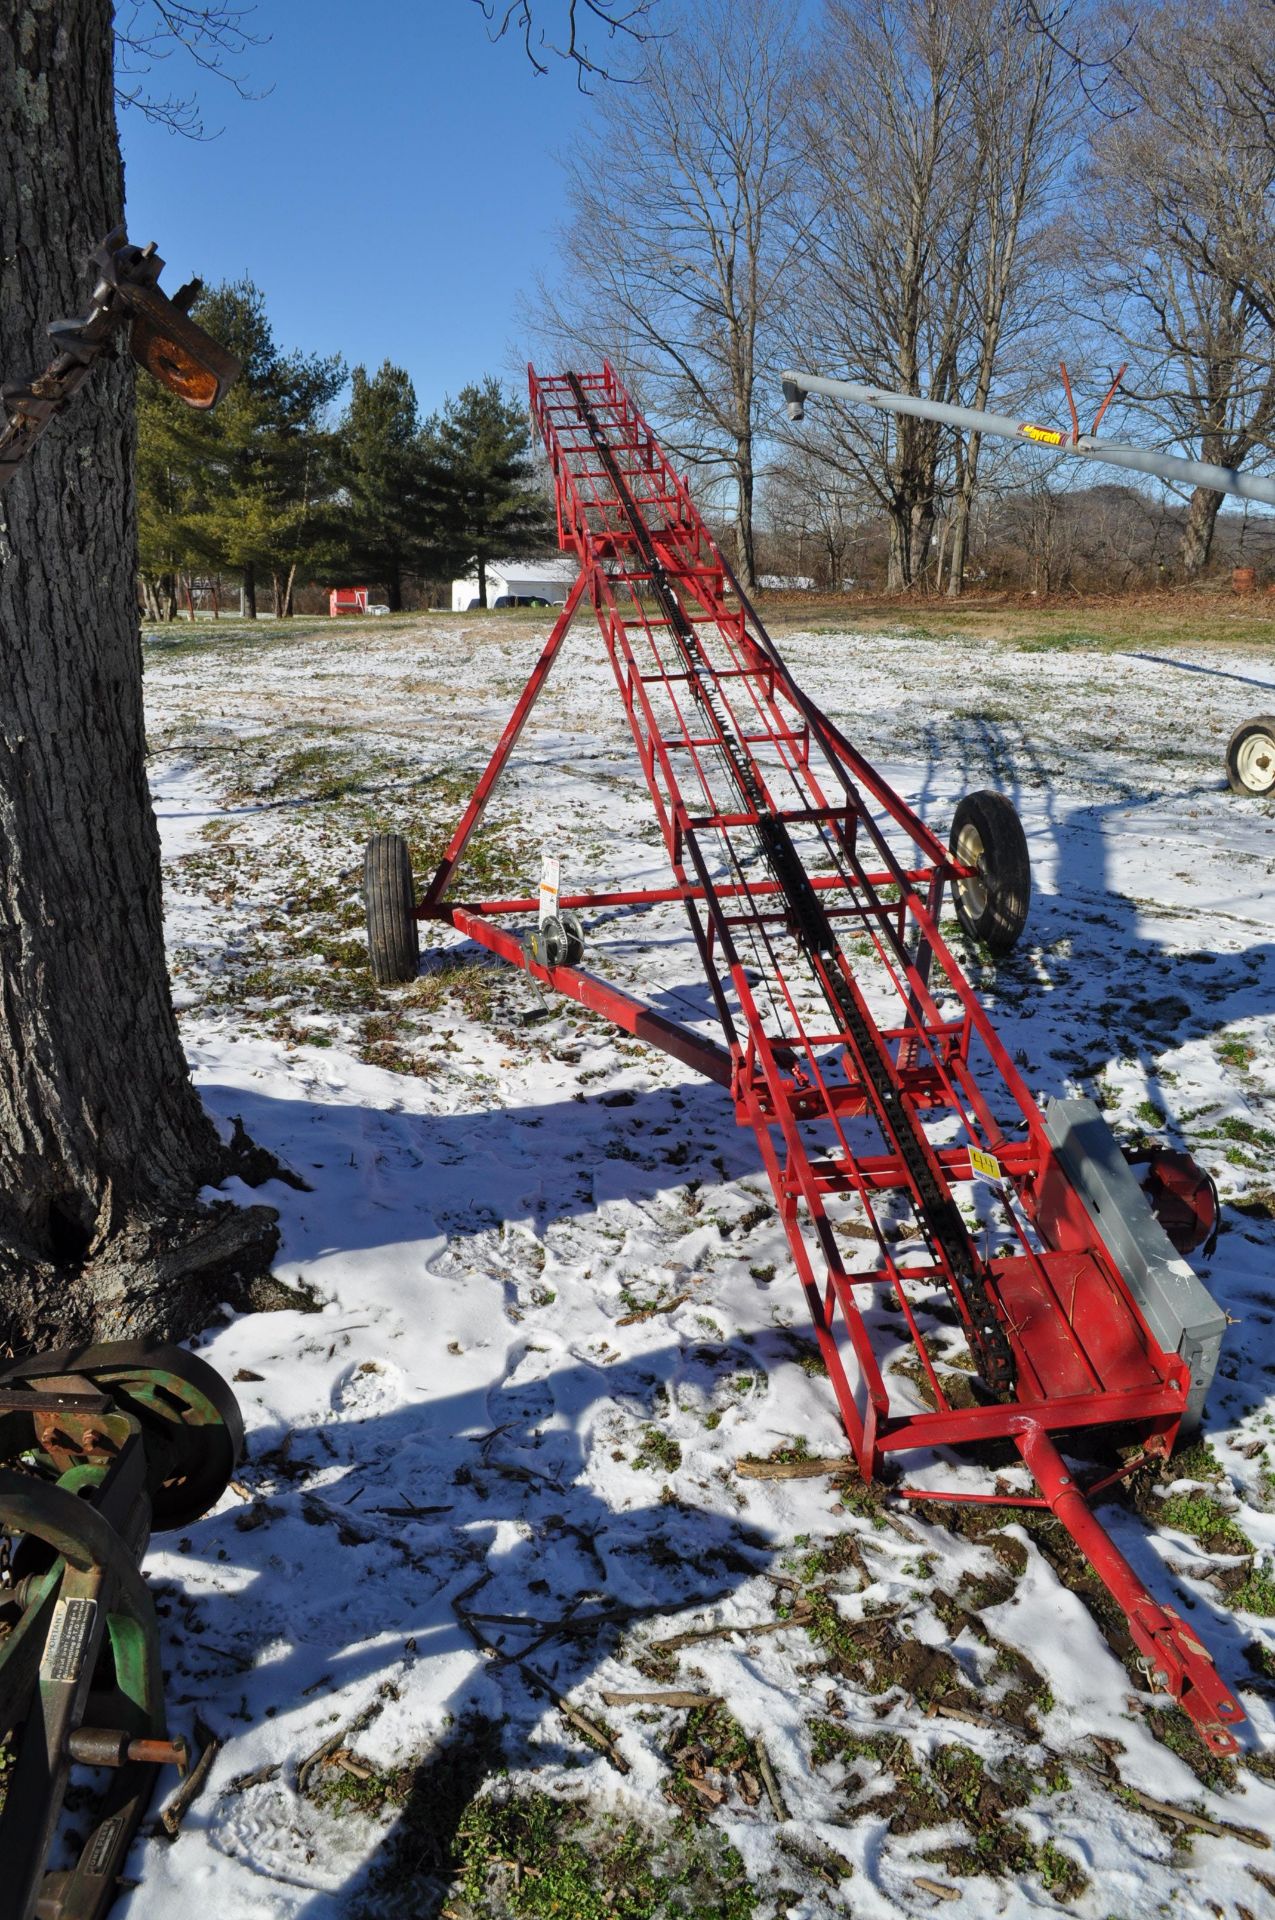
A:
[[118, 1, 603, 419]]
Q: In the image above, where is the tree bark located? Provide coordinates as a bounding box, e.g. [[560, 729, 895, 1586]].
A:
[[1180, 485, 1223, 581], [0, 0, 276, 1350], [241, 561, 257, 617]]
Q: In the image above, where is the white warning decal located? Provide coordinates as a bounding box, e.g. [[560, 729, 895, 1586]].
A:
[[40, 1595, 97, 1684]]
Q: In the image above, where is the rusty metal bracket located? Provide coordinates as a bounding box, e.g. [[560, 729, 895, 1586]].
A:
[[0, 224, 240, 493], [0, 1343, 243, 1920]]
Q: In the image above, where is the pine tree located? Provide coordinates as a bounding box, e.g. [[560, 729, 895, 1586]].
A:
[[425, 378, 553, 605], [336, 361, 432, 610], [139, 280, 344, 617]]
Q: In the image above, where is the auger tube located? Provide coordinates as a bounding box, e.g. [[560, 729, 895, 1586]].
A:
[[780, 369, 1275, 509]]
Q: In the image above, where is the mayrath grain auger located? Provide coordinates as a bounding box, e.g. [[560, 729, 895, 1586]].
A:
[[366, 361, 1252, 1756], [2, 229, 245, 1919]]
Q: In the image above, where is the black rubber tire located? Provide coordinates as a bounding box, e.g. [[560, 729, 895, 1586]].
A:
[[364, 833, 419, 984], [948, 790, 1031, 955], [1225, 714, 1275, 796]]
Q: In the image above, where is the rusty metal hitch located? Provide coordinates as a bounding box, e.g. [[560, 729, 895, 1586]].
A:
[[0, 225, 241, 493]]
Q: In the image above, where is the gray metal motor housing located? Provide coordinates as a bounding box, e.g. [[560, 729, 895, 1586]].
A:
[[1037, 1096, 1226, 1432]]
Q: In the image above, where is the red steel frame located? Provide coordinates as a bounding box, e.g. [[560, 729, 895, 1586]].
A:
[[421, 362, 1247, 1753]]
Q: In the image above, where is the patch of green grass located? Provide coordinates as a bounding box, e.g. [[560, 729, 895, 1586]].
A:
[[1199, 1115, 1275, 1150], [1151, 1710, 1238, 1792], [1169, 1439, 1223, 1482], [631, 1427, 683, 1475], [1217, 1034, 1257, 1070], [1155, 1490, 1251, 1555], [1232, 1562, 1275, 1615], [1034, 1838, 1089, 1901], [1134, 1098, 1168, 1128], [457, 1789, 756, 1920]]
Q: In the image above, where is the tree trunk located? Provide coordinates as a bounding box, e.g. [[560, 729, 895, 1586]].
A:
[[1180, 486, 1223, 581], [0, 0, 276, 1350], [241, 561, 257, 617], [947, 430, 979, 598], [387, 561, 403, 613], [477, 555, 488, 608], [734, 440, 757, 591]]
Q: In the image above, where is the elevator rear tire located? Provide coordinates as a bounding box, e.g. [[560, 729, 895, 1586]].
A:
[[364, 833, 420, 984], [949, 791, 1031, 955]]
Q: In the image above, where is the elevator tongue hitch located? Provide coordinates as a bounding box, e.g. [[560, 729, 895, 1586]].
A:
[[366, 360, 1251, 1758], [0, 1342, 244, 1919], [0, 224, 241, 493]]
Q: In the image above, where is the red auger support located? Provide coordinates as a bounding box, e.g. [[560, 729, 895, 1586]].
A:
[[422, 361, 1247, 1755]]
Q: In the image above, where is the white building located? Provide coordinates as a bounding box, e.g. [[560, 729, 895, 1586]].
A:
[[451, 556, 577, 612]]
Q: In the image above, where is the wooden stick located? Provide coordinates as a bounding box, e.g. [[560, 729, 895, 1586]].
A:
[[616, 1292, 690, 1327], [450, 1578, 630, 1773], [600, 1689, 722, 1707], [530, 1670, 631, 1775], [651, 1609, 811, 1653], [754, 1734, 788, 1822], [735, 1455, 855, 1479], [914, 1876, 960, 1901], [1078, 1762, 1269, 1848], [159, 1716, 220, 1838], [296, 1730, 346, 1797]]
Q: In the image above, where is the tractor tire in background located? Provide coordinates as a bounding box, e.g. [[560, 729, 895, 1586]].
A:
[[364, 832, 420, 984], [948, 790, 1031, 955], [1224, 715, 1275, 796]]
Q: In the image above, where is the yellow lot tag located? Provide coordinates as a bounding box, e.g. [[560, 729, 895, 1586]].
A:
[[1020, 423, 1064, 446], [969, 1146, 1003, 1182]]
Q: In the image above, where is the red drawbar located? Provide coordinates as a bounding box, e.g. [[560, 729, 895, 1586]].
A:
[[420, 361, 1245, 1755]]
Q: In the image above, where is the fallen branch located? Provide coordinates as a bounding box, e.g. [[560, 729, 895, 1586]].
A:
[[651, 1607, 811, 1653], [529, 1668, 631, 1775], [450, 1573, 629, 1773], [735, 1455, 855, 1480], [754, 1734, 788, 1822], [914, 1876, 960, 1901], [226, 1762, 281, 1792], [1079, 1761, 1269, 1848], [600, 1689, 721, 1707], [296, 1730, 346, 1796], [617, 1291, 690, 1327], [159, 1716, 219, 1838]]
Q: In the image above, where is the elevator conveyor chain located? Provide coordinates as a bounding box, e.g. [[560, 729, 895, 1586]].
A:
[[564, 373, 1016, 1396]]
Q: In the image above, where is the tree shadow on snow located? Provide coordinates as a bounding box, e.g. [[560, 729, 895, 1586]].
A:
[[159, 1344, 777, 1919]]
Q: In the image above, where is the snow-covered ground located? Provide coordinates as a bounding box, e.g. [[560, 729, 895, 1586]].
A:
[[124, 612, 1275, 1918]]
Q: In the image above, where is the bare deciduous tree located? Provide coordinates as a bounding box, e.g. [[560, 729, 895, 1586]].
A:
[[791, 0, 983, 591], [787, 0, 1076, 594], [472, 0, 661, 82], [536, 0, 804, 588], [944, 15, 1078, 593], [1079, 0, 1275, 579]]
